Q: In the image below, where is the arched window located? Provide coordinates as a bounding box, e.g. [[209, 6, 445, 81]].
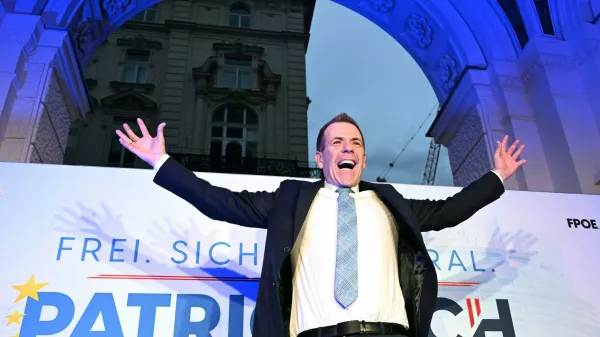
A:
[[496, 0, 529, 48], [210, 106, 258, 159], [229, 4, 251, 28]]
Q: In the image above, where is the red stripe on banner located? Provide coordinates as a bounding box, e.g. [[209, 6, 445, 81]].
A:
[[475, 298, 481, 316], [87, 275, 480, 286], [438, 282, 479, 287], [466, 298, 475, 328], [88, 274, 260, 282]]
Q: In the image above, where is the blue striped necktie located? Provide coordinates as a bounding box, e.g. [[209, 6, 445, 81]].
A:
[[334, 187, 358, 308]]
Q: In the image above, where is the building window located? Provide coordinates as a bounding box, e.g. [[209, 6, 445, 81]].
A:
[[108, 117, 139, 168], [533, 0, 555, 35], [223, 58, 253, 89], [122, 52, 149, 84], [229, 4, 251, 28], [497, 0, 529, 48], [210, 106, 258, 158], [132, 5, 157, 23]]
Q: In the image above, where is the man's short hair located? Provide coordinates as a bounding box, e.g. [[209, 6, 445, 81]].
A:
[[316, 113, 365, 152]]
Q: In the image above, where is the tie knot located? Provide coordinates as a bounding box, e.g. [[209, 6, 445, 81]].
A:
[[337, 187, 352, 195]]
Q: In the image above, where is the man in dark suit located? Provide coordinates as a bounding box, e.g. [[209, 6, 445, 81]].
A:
[[116, 113, 526, 337]]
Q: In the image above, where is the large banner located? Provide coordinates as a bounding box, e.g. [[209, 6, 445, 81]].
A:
[[1, 162, 599, 337]]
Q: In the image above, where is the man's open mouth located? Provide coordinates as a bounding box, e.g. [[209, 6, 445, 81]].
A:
[[337, 160, 356, 171]]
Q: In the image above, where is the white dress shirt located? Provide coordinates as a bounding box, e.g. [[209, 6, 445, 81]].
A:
[[289, 182, 409, 336], [152, 154, 504, 337]]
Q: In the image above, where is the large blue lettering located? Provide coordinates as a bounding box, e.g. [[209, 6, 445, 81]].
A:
[[229, 295, 244, 337], [71, 293, 124, 336], [174, 294, 221, 337], [21, 292, 74, 336], [127, 293, 171, 337], [20, 291, 254, 336]]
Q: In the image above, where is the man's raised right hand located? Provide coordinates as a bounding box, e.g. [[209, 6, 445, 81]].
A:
[[115, 118, 167, 168]]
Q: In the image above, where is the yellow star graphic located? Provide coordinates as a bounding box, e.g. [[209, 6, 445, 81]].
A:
[[11, 275, 49, 303], [11, 332, 19, 337], [5, 309, 25, 326]]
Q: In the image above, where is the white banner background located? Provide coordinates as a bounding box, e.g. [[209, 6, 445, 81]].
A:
[[1, 162, 599, 337]]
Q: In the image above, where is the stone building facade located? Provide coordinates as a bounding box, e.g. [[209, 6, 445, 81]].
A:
[[1, 0, 599, 193], [64, 0, 313, 172]]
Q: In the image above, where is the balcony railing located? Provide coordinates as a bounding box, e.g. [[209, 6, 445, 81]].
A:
[[170, 153, 323, 179]]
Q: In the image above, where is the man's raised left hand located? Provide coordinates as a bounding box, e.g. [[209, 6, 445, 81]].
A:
[[492, 135, 527, 181]]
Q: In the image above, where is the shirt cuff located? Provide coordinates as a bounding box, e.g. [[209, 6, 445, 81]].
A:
[[153, 154, 170, 172], [491, 170, 504, 183]]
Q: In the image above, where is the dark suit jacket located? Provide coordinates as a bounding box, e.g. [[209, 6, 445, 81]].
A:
[[154, 157, 505, 337]]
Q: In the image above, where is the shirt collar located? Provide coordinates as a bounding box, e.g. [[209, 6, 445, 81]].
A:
[[324, 181, 359, 193]]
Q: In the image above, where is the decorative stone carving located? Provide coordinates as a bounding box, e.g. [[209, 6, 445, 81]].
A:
[[192, 56, 218, 93], [520, 39, 600, 89], [367, 0, 394, 12], [102, 0, 132, 17], [115, 95, 145, 110], [74, 19, 92, 59], [257, 60, 281, 100], [407, 14, 433, 48], [440, 54, 458, 92], [494, 75, 525, 93], [447, 107, 491, 187], [193, 55, 281, 103], [100, 90, 157, 116]]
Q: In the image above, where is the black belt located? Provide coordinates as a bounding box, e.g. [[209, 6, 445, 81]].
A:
[[297, 320, 408, 337]]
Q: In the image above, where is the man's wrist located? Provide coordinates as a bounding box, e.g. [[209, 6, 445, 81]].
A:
[[153, 154, 169, 171], [491, 169, 504, 182]]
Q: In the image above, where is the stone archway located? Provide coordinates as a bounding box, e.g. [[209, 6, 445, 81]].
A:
[[1, 0, 599, 194]]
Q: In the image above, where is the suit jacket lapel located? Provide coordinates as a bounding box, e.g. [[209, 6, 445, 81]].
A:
[[293, 179, 323, 240]]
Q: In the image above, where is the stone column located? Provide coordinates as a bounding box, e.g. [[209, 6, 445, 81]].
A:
[[429, 68, 507, 188], [488, 62, 555, 192], [519, 38, 600, 194], [0, 13, 89, 164], [265, 102, 276, 156], [160, 21, 192, 150], [192, 95, 206, 151], [431, 41, 600, 195]]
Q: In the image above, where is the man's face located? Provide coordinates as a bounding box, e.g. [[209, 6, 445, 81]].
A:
[[315, 122, 366, 187]]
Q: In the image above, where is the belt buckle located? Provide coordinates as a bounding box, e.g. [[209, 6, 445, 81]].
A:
[[359, 320, 367, 334], [336, 320, 363, 336]]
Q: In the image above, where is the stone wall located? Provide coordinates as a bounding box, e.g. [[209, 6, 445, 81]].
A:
[[29, 71, 70, 164], [447, 106, 492, 187]]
